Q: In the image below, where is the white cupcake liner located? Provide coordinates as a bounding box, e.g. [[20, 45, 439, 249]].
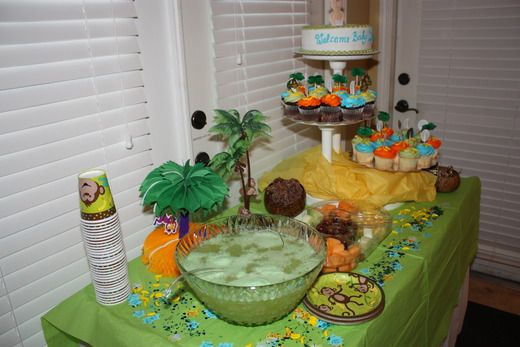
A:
[[298, 107, 320, 121], [341, 106, 364, 121]]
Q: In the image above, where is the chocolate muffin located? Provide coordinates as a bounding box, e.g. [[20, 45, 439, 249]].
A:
[[264, 178, 306, 217]]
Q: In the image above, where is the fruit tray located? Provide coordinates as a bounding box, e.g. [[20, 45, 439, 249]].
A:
[[297, 200, 392, 273]]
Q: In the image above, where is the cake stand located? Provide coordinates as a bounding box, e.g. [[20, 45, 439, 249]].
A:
[[295, 52, 379, 162], [284, 117, 365, 162]]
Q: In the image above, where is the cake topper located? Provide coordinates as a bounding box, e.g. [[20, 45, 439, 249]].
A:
[[308, 75, 325, 91], [420, 129, 431, 143], [417, 119, 428, 131], [332, 74, 347, 92], [349, 81, 356, 95], [351, 67, 366, 92], [360, 73, 372, 92], [377, 111, 390, 127], [420, 122, 437, 132], [330, 0, 345, 26], [376, 120, 383, 132], [287, 72, 305, 91], [209, 109, 271, 215], [356, 126, 373, 138]]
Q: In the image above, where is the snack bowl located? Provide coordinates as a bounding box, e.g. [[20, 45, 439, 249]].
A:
[[174, 214, 326, 326]]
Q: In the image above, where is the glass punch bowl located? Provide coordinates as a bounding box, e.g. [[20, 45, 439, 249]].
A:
[[175, 214, 326, 326]]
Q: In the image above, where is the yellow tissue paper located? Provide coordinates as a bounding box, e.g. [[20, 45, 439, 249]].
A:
[[259, 146, 436, 208]]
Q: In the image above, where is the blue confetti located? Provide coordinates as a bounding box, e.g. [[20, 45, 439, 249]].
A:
[[199, 342, 213, 347], [127, 294, 142, 307], [359, 268, 371, 275], [328, 335, 343, 345], [203, 309, 217, 318], [317, 319, 330, 330], [132, 310, 145, 318], [217, 343, 233, 347], [186, 320, 200, 330], [143, 313, 160, 324], [391, 261, 403, 271]]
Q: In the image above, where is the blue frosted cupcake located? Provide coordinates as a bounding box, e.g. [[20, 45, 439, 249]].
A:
[[340, 95, 365, 121]]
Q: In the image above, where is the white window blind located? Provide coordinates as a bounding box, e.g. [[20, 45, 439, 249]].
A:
[[417, 0, 520, 280], [211, 0, 321, 177], [0, 1, 155, 346]]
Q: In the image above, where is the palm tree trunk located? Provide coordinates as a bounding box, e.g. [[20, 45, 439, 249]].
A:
[[239, 169, 250, 211], [246, 150, 252, 187], [179, 212, 190, 238]]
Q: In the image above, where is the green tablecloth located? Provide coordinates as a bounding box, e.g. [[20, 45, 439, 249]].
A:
[[42, 177, 480, 347]]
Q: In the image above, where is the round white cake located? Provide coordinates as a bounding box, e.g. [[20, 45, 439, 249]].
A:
[[300, 25, 375, 56]]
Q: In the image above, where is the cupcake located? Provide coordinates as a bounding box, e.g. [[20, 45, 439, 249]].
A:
[[405, 137, 419, 147], [391, 141, 409, 153], [351, 136, 370, 161], [372, 138, 393, 149], [427, 136, 442, 165], [355, 142, 374, 167], [389, 132, 403, 143], [399, 147, 420, 172], [352, 126, 374, 161], [320, 94, 342, 122], [281, 89, 305, 117], [297, 96, 321, 122], [308, 85, 329, 99], [374, 146, 397, 171], [340, 95, 365, 121], [360, 89, 377, 119], [416, 143, 435, 169]]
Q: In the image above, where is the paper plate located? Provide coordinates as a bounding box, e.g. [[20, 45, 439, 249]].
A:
[[303, 272, 384, 324]]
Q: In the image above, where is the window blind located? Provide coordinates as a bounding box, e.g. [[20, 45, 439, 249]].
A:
[[417, 0, 520, 280], [0, 1, 155, 346], [211, 0, 321, 176]]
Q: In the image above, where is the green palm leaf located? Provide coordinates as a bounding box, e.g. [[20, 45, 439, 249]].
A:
[[209, 151, 237, 178], [290, 72, 304, 81], [139, 160, 228, 216], [378, 111, 390, 122], [351, 67, 366, 77], [242, 110, 271, 141], [332, 74, 347, 83]]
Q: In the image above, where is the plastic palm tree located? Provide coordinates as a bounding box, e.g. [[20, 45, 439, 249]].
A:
[[287, 72, 305, 90], [209, 109, 271, 215], [139, 160, 229, 238], [308, 75, 325, 90], [332, 74, 347, 91], [351, 67, 366, 88]]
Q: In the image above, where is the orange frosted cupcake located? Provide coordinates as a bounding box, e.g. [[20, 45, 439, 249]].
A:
[[391, 141, 409, 153], [374, 146, 397, 171], [297, 96, 321, 121], [320, 94, 342, 122]]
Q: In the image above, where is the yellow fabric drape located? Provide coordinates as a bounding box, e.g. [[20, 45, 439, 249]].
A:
[[259, 145, 436, 208]]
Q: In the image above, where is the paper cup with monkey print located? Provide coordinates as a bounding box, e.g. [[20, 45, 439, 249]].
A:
[[78, 169, 130, 305], [78, 169, 117, 221]]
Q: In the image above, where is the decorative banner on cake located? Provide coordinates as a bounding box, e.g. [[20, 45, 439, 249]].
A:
[[314, 29, 372, 45], [78, 169, 116, 220]]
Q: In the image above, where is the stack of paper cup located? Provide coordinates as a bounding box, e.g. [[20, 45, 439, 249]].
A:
[[78, 169, 130, 305]]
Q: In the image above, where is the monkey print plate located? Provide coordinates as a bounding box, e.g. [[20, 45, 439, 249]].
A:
[[303, 272, 385, 325]]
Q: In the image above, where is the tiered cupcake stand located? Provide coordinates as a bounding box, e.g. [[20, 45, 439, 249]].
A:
[[287, 53, 377, 162]]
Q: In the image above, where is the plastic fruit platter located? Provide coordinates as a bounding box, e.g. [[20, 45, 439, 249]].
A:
[[297, 200, 392, 272]]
